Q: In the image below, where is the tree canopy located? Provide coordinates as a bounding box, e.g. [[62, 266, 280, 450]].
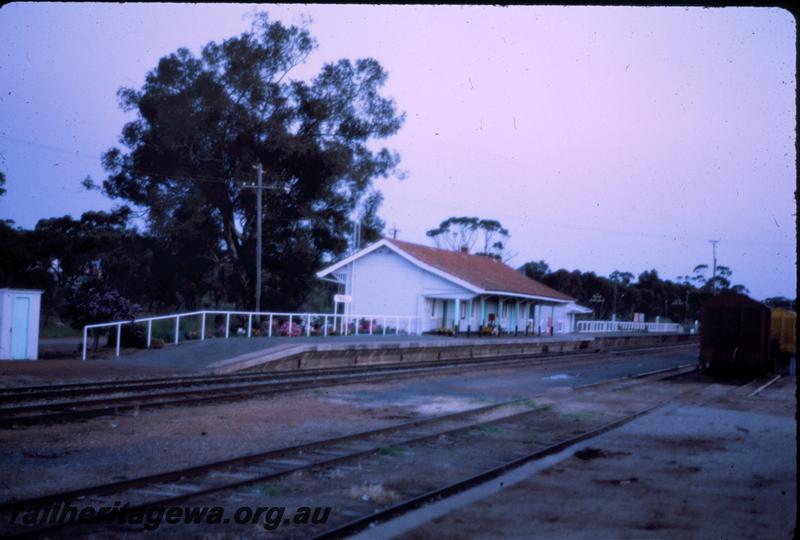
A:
[[764, 296, 796, 310], [519, 258, 761, 323], [98, 13, 404, 310], [685, 264, 749, 295], [426, 217, 513, 260]]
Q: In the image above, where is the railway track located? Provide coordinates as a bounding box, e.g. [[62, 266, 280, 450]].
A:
[[0, 364, 713, 538], [314, 374, 765, 540], [0, 343, 697, 429], [0, 342, 697, 400]]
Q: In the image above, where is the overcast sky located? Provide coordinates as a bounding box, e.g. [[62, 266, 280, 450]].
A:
[[0, 3, 795, 300]]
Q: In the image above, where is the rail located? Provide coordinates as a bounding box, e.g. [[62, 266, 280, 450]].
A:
[[82, 311, 422, 360], [576, 320, 683, 333]]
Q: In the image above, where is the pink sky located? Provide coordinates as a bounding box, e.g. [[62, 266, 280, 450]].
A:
[[0, 4, 795, 299]]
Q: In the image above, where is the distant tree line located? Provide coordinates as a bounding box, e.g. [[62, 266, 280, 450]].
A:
[[0, 205, 353, 330], [425, 215, 791, 323], [518, 259, 784, 323]]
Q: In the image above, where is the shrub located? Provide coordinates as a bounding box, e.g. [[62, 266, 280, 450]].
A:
[[310, 324, 324, 336], [278, 321, 303, 337], [61, 283, 141, 349], [358, 319, 384, 334], [122, 324, 147, 348]]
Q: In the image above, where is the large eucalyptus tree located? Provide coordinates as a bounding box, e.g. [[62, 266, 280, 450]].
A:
[[100, 13, 403, 309]]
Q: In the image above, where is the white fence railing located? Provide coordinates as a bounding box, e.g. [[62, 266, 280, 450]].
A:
[[576, 320, 683, 333], [82, 310, 422, 360]]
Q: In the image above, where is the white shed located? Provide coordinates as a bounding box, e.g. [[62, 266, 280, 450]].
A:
[[0, 289, 43, 360], [551, 302, 594, 334]]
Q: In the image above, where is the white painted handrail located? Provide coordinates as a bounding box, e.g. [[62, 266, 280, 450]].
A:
[[82, 310, 422, 360], [576, 320, 683, 333]]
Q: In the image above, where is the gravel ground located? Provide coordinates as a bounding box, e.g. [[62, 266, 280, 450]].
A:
[[45, 371, 713, 539], [0, 350, 695, 504], [375, 376, 796, 540], [0, 358, 184, 387], [321, 349, 698, 412], [0, 389, 417, 502]]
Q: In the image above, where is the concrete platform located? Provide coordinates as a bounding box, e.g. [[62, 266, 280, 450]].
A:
[[212, 333, 696, 374], [68, 332, 698, 374], [208, 334, 591, 374], [357, 376, 796, 540]]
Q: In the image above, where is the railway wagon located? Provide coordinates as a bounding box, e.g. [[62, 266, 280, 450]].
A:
[[700, 294, 772, 375], [770, 308, 796, 363]]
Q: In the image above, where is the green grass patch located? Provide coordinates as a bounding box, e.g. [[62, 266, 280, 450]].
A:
[[378, 446, 405, 457], [250, 483, 283, 496], [565, 410, 604, 421], [39, 319, 81, 338], [515, 398, 540, 409], [471, 424, 512, 435]]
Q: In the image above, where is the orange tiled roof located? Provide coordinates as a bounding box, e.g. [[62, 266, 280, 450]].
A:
[[386, 238, 573, 301]]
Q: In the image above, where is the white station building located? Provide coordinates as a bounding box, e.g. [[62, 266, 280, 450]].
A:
[[316, 238, 591, 335]]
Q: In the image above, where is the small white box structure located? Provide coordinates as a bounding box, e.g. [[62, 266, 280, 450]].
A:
[[0, 289, 43, 360]]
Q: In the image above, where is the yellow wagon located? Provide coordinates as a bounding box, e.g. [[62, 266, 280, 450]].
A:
[[770, 308, 796, 360]]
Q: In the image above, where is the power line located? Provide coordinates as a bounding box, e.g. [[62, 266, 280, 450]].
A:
[[391, 193, 793, 248], [0, 134, 242, 186], [709, 240, 720, 295], [0, 134, 98, 162], [251, 163, 264, 314], [2, 134, 795, 249]]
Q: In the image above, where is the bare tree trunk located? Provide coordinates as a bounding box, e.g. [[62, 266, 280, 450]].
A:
[[221, 211, 251, 306]]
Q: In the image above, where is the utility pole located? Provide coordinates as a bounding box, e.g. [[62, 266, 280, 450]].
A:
[[242, 164, 266, 315], [255, 164, 263, 314], [611, 281, 618, 322], [685, 288, 689, 320], [709, 240, 719, 295], [345, 215, 361, 322]]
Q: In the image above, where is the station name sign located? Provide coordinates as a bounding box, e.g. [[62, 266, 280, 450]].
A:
[[334, 294, 352, 303]]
